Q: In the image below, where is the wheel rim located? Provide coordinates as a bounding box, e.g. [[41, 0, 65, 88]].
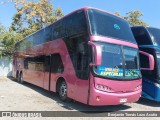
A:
[[59, 82, 67, 97]]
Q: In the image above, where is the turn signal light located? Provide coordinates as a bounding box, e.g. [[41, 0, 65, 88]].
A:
[[96, 96, 100, 101], [135, 85, 142, 91]]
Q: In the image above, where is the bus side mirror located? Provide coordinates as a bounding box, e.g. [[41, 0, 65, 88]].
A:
[[88, 41, 102, 66], [139, 51, 154, 70]]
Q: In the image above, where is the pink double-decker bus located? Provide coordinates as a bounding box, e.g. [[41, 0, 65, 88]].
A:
[[12, 7, 153, 106]]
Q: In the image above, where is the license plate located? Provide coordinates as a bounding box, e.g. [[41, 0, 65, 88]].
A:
[[120, 98, 127, 103]]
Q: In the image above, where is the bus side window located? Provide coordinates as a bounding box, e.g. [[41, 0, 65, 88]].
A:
[[65, 11, 87, 37], [51, 54, 64, 73], [24, 57, 29, 69], [24, 56, 45, 71], [44, 26, 52, 42], [65, 35, 90, 80], [76, 37, 90, 79], [44, 56, 51, 72]]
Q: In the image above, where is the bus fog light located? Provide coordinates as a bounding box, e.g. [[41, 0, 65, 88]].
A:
[[96, 96, 100, 101], [96, 84, 111, 91]]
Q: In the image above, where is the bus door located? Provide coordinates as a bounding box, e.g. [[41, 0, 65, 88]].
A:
[[43, 55, 51, 90], [43, 54, 64, 91], [74, 54, 90, 104]]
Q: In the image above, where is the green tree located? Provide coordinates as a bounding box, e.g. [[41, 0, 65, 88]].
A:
[[115, 10, 148, 26], [10, 0, 64, 37], [0, 23, 23, 56], [0, 32, 23, 56], [0, 0, 64, 57]]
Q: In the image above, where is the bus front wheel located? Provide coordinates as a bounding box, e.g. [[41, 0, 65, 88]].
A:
[[58, 81, 71, 102]]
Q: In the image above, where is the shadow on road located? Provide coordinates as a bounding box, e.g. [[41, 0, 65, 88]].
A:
[[7, 76, 134, 113], [136, 97, 160, 107]]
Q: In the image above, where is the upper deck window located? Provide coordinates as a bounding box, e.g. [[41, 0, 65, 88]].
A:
[[88, 9, 136, 43], [15, 10, 88, 52]]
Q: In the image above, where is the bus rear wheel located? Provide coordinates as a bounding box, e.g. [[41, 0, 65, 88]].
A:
[[19, 72, 24, 84], [16, 71, 19, 82], [58, 81, 71, 102]]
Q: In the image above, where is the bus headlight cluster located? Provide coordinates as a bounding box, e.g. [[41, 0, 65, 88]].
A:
[[135, 85, 142, 91], [95, 84, 111, 92], [155, 83, 160, 88]]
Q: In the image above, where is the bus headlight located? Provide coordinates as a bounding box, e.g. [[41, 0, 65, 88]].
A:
[[155, 83, 160, 88], [135, 85, 142, 91], [95, 84, 111, 92]]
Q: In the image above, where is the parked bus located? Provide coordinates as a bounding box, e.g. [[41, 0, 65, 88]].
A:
[[132, 26, 160, 101], [13, 7, 153, 106]]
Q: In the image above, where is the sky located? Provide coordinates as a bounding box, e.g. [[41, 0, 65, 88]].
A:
[[0, 0, 160, 28]]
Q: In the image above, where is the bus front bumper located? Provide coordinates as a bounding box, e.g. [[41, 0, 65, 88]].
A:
[[88, 89, 141, 106]]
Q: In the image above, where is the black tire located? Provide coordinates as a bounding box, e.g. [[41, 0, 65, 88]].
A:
[[19, 72, 24, 84], [58, 81, 71, 102], [16, 71, 19, 82]]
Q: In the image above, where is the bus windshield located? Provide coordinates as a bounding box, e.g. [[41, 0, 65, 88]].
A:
[[88, 9, 136, 44], [94, 42, 141, 80], [147, 27, 160, 45]]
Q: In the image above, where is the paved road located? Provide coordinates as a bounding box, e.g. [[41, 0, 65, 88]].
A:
[[0, 77, 160, 119]]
